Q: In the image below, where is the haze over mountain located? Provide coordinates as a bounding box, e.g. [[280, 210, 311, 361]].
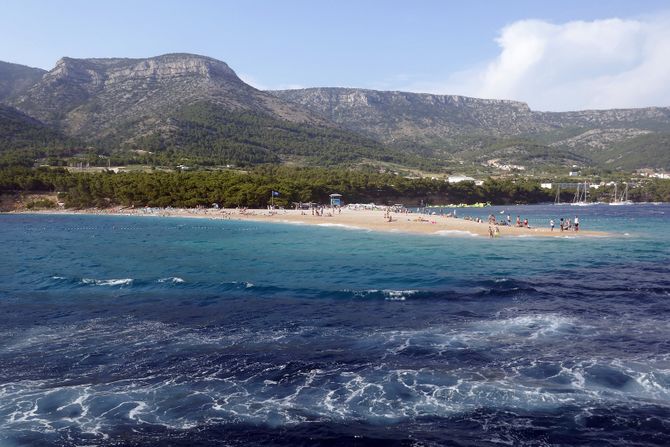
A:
[[0, 61, 45, 102], [1, 53, 669, 170]]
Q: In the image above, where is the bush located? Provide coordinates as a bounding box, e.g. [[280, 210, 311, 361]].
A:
[[25, 198, 58, 209]]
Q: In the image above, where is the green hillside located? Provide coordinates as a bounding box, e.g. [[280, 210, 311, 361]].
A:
[[0, 105, 81, 166], [124, 103, 436, 168], [589, 133, 670, 170]]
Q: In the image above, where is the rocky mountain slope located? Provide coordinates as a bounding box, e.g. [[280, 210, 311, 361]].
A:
[[272, 88, 544, 143], [2, 54, 409, 167], [272, 88, 670, 169], [10, 54, 321, 141], [0, 61, 45, 102]]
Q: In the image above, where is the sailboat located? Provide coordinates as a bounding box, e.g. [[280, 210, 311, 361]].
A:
[[554, 184, 564, 205], [610, 183, 633, 205], [572, 182, 592, 206]]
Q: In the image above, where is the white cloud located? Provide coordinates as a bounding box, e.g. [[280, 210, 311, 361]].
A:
[[406, 14, 670, 111]]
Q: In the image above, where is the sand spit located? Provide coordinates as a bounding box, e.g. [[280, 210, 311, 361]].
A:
[[8, 207, 610, 238]]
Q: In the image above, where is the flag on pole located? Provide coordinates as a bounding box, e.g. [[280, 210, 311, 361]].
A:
[[272, 190, 280, 197]]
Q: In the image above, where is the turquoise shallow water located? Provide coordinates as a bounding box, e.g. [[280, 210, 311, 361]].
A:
[[1, 204, 670, 446]]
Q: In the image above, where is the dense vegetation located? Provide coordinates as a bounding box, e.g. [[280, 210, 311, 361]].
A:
[[0, 105, 84, 167], [456, 137, 590, 168], [130, 104, 390, 164], [120, 103, 446, 169], [1, 102, 446, 170], [0, 166, 562, 208], [3, 167, 670, 209], [593, 133, 670, 170]]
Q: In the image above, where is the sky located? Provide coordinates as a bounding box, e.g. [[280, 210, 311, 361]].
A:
[[1, 0, 669, 111]]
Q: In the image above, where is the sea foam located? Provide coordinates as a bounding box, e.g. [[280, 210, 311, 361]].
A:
[[157, 277, 185, 284], [434, 230, 479, 237], [80, 278, 134, 287], [316, 223, 367, 231]]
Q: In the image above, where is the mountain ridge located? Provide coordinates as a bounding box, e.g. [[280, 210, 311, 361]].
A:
[[271, 87, 670, 169], [9, 53, 324, 141], [0, 61, 46, 102], [272, 87, 670, 139], [1, 54, 669, 170]]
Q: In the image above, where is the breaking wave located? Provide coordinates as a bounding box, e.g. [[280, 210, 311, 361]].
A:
[[80, 278, 134, 287]]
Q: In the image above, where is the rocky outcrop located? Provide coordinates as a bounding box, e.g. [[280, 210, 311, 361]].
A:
[[271, 87, 670, 168], [10, 54, 320, 140], [272, 88, 670, 146], [272, 88, 546, 144], [549, 128, 653, 150], [537, 107, 670, 129]]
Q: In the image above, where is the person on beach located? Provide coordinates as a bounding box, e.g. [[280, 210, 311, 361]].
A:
[[516, 216, 521, 227], [574, 215, 579, 231], [550, 219, 555, 231]]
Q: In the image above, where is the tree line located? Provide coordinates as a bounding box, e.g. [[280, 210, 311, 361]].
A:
[[1, 166, 668, 209]]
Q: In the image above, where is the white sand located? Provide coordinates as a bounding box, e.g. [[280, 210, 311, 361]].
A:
[[12, 207, 609, 238]]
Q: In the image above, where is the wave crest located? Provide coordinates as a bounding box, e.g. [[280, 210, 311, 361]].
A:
[[81, 278, 133, 287]]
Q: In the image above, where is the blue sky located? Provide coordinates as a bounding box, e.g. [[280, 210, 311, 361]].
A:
[[2, 0, 669, 110]]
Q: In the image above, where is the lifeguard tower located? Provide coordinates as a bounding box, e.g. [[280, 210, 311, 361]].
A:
[[329, 193, 342, 206]]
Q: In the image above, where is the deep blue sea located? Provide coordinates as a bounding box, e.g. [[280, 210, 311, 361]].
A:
[[1, 204, 670, 446]]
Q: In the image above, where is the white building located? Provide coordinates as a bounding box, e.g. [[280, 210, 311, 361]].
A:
[[448, 175, 476, 184]]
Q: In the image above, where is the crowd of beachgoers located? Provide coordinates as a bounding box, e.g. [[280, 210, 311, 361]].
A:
[[474, 212, 583, 238]]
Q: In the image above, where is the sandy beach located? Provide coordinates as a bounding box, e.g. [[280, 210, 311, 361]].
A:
[[11, 206, 609, 238]]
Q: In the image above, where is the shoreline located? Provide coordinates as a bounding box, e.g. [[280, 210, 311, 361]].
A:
[[5, 207, 611, 238]]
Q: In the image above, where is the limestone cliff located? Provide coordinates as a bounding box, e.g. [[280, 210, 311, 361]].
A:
[[11, 54, 319, 140]]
